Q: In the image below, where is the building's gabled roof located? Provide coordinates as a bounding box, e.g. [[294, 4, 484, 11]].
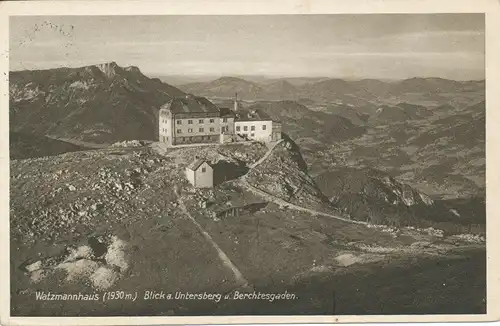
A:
[[219, 107, 236, 118], [162, 95, 219, 114], [234, 108, 272, 122], [187, 158, 211, 171]]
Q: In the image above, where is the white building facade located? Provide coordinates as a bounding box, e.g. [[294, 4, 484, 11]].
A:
[[234, 120, 273, 141]]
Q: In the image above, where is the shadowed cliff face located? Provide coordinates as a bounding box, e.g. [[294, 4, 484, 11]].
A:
[[9, 62, 185, 144]]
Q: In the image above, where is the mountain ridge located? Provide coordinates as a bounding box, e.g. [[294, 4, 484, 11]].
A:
[[10, 62, 186, 144], [179, 75, 484, 102]]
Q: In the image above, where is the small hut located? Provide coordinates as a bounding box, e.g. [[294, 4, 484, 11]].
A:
[[185, 158, 213, 188]]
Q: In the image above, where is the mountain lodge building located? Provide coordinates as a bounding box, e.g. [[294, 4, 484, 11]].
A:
[[158, 94, 282, 146]]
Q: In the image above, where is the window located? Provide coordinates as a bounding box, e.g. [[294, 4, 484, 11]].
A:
[[199, 128, 204, 132], [209, 119, 215, 123], [201, 167, 206, 173], [188, 120, 193, 124], [177, 129, 182, 134], [222, 118, 227, 122], [244, 126, 248, 131], [236, 126, 240, 132], [251, 133, 255, 137], [210, 127, 215, 132], [262, 125, 267, 130], [251, 125, 255, 131], [176, 120, 182, 125], [188, 128, 193, 133], [199, 119, 204, 124], [166, 137, 169, 142]]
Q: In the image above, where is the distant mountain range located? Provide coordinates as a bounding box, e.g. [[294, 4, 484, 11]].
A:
[[179, 76, 485, 103]]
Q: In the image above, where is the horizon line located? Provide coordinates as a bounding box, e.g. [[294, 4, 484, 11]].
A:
[[8, 62, 486, 83]]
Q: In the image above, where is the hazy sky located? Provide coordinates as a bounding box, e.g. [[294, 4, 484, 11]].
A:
[[10, 14, 485, 80]]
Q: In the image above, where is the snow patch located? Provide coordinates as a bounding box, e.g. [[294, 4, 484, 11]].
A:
[[104, 236, 129, 271], [90, 266, 120, 290], [55, 259, 100, 282]]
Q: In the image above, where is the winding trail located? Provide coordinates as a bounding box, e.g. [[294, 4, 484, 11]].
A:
[[240, 140, 367, 226], [248, 139, 285, 169]]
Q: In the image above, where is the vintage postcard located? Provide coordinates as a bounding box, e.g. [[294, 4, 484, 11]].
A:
[[1, 0, 499, 325]]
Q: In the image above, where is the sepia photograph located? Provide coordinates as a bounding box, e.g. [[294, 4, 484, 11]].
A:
[[1, 0, 498, 324]]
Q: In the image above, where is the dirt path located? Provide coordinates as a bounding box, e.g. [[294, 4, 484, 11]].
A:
[[248, 139, 284, 169], [177, 197, 252, 290]]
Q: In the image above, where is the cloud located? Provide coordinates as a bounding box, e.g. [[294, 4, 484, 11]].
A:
[[9, 15, 485, 80]]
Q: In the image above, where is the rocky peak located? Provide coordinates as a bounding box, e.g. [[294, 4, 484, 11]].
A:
[[95, 61, 122, 79]]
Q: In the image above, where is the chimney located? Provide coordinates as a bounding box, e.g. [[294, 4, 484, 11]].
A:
[[234, 92, 238, 112]]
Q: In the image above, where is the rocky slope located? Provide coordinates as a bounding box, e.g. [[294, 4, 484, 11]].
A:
[[315, 167, 485, 234], [10, 62, 185, 144], [245, 137, 334, 213]]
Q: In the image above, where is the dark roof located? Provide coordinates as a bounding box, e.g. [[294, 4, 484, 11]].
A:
[[234, 108, 271, 122], [219, 107, 236, 118], [187, 158, 211, 171], [163, 95, 219, 114]]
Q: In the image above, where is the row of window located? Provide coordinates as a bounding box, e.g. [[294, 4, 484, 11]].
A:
[[166, 125, 262, 134], [178, 135, 215, 142], [236, 125, 266, 132], [176, 118, 228, 125], [177, 127, 216, 134]]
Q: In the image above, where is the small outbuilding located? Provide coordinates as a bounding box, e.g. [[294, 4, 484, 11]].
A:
[[185, 158, 213, 188]]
